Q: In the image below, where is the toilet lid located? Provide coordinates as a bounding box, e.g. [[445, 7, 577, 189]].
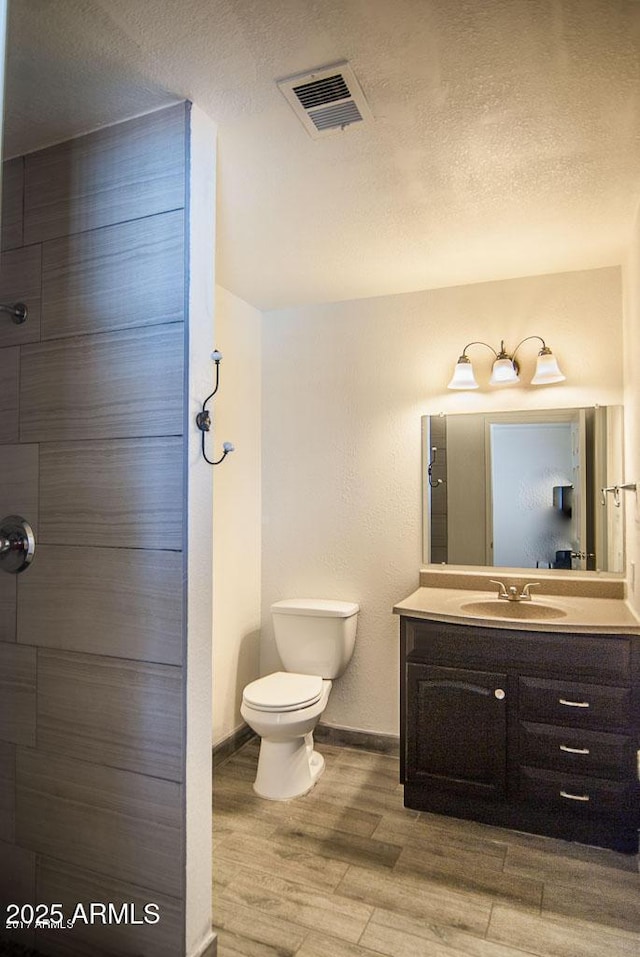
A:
[[243, 672, 323, 712]]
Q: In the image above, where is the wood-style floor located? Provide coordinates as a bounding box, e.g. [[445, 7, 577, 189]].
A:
[[212, 739, 640, 957]]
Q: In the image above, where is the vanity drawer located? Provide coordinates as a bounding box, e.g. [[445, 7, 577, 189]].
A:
[[404, 620, 631, 684], [519, 721, 634, 779], [519, 677, 631, 729], [520, 766, 637, 819]]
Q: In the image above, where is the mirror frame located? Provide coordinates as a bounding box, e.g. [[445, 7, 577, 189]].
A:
[[421, 405, 625, 576]]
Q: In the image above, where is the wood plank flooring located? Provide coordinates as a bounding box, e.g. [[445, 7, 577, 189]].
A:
[[213, 739, 639, 957]]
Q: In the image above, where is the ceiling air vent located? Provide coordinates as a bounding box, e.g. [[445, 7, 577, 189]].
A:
[[277, 61, 372, 139]]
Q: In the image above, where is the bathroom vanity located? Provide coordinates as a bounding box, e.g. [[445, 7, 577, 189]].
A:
[[395, 579, 640, 853]]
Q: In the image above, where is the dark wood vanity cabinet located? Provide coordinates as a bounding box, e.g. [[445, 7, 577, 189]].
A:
[[400, 617, 640, 853], [406, 664, 507, 799]]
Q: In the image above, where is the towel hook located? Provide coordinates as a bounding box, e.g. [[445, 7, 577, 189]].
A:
[[427, 446, 443, 489], [600, 483, 637, 508], [196, 350, 235, 466]]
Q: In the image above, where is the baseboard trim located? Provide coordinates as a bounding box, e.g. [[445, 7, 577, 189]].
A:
[[189, 929, 217, 957], [315, 722, 399, 756], [212, 721, 398, 762], [212, 724, 255, 767]]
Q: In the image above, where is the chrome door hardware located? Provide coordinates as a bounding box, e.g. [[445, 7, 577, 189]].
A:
[[0, 516, 36, 574]]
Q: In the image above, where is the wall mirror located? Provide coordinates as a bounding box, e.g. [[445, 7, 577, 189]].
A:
[[422, 406, 624, 573]]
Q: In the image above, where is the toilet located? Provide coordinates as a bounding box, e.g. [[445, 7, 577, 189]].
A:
[[241, 598, 359, 800]]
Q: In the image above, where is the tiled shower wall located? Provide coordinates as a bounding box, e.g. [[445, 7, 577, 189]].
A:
[[0, 103, 191, 956], [428, 415, 448, 564]]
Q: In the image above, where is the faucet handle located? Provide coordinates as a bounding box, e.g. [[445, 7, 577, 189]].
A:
[[520, 582, 540, 599], [489, 579, 508, 598]]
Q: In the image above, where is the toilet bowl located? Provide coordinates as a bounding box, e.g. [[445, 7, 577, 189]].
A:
[[241, 673, 332, 800], [241, 598, 358, 801]]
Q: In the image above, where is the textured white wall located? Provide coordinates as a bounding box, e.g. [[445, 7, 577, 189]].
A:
[[623, 207, 640, 614], [212, 285, 262, 746], [262, 267, 624, 735], [185, 103, 216, 957]]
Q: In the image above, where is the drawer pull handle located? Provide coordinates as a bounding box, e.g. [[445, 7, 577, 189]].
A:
[[559, 698, 590, 708], [559, 745, 590, 755], [560, 790, 590, 802]]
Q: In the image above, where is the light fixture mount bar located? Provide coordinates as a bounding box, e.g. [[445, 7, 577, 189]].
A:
[[458, 340, 499, 361], [447, 333, 565, 390], [511, 334, 546, 362]]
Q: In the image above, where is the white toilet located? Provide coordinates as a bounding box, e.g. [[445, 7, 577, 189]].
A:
[[240, 598, 359, 800]]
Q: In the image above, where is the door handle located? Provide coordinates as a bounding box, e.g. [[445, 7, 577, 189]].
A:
[[559, 698, 590, 708], [559, 745, 590, 755]]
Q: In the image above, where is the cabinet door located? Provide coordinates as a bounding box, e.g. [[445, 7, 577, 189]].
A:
[[406, 664, 507, 798]]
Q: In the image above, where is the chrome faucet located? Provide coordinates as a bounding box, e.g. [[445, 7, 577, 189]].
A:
[[490, 580, 540, 602]]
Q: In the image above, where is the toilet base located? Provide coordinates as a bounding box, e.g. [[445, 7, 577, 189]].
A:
[[253, 732, 325, 801]]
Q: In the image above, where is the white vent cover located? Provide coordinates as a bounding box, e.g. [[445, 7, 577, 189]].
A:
[[277, 61, 372, 139]]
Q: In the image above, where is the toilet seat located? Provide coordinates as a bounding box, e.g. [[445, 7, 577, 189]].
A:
[[243, 672, 323, 712]]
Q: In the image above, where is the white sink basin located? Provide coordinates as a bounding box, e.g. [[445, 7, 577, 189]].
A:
[[460, 599, 567, 621]]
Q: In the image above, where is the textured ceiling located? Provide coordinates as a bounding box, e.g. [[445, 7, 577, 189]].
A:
[[6, 0, 640, 309]]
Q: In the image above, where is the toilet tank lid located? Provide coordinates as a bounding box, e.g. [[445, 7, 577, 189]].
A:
[[272, 598, 359, 618]]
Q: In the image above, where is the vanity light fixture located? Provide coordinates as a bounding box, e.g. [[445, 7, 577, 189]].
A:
[[447, 336, 565, 390], [0, 302, 27, 324]]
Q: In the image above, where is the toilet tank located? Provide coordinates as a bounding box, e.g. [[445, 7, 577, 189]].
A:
[[272, 599, 359, 678]]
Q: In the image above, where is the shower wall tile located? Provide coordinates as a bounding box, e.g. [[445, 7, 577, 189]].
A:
[[18, 545, 183, 664], [38, 650, 183, 781], [2, 157, 24, 251], [24, 103, 187, 244], [36, 857, 182, 957], [0, 644, 36, 746], [430, 513, 447, 550], [16, 750, 182, 897], [0, 443, 39, 535], [4, 105, 192, 951], [0, 575, 16, 643], [39, 437, 183, 550], [42, 210, 185, 339], [0, 442, 35, 637], [0, 741, 15, 842], [20, 322, 184, 442], [430, 546, 447, 564], [0, 840, 35, 902], [0, 840, 36, 949], [0, 244, 42, 348], [0, 346, 19, 444]]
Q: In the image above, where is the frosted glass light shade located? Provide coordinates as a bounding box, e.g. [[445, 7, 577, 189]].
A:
[[447, 357, 479, 390], [489, 357, 519, 385], [531, 349, 565, 385]]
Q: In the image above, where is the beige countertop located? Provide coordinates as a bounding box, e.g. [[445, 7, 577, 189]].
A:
[[393, 586, 640, 634]]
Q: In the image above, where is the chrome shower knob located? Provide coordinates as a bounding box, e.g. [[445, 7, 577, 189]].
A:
[[0, 516, 36, 574]]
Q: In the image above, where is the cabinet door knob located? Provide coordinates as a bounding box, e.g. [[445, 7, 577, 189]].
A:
[[494, 688, 506, 700]]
